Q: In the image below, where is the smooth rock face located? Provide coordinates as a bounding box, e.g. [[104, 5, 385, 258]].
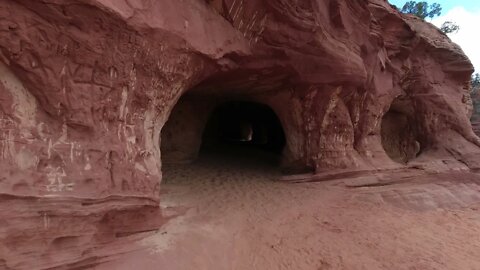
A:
[[0, 0, 479, 268]]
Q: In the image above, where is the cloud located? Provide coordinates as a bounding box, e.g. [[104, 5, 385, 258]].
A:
[[431, 7, 480, 73]]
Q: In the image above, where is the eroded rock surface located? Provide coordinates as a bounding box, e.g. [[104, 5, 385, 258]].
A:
[[471, 86, 480, 136], [1, 0, 479, 268]]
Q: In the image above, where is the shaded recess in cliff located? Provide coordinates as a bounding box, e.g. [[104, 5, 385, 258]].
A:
[[381, 97, 421, 163], [161, 97, 286, 167]]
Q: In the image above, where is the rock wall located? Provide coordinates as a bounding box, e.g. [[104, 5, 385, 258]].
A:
[[471, 86, 480, 135], [1, 0, 479, 268], [161, 96, 215, 164]]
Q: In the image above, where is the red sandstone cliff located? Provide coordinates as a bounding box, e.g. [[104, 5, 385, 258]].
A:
[[1, 0, 479, 268]]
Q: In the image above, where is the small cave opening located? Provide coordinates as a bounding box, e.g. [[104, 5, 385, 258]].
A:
[[200, 101, 286, 166], [160, 96, 287, 178], [380, 102, 421, 164]]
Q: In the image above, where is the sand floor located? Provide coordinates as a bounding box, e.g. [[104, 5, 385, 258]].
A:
[[99, 147, 480, 270]]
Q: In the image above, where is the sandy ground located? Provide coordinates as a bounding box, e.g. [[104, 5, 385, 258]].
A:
[[98, 147, 480, 270]]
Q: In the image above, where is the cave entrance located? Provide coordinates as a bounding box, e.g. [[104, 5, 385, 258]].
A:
[[380, 101, 421, 164], [161, 97, 286, 172], [200, 101, 286, 167]]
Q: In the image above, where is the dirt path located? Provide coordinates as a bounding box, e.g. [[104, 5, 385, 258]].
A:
[[99, 150, 480, 270]]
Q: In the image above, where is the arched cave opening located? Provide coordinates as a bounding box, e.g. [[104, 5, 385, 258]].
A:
[[200, 101, 286, 166], [380, 100, 421, 164], [160, 96, 286, 172]]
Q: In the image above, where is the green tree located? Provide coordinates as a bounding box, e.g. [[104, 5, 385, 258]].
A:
[[472, 73, 480, 89], [440, 21, 460, 34], [398, 2, 460, 35], [401, 1, 442, 19]]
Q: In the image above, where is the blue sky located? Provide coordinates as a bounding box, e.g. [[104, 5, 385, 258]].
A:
[[388, 0, 480, 12], [388, 1, 480, 73]]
